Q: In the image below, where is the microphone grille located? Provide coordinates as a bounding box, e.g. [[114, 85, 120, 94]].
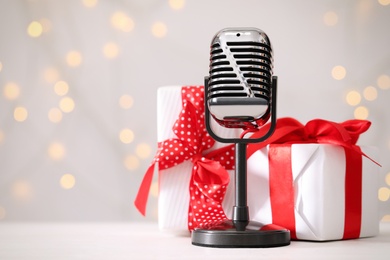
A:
[[208, 28, 273, 102]]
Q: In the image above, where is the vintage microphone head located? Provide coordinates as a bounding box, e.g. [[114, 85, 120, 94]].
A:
[[207, 27, 273, 130]]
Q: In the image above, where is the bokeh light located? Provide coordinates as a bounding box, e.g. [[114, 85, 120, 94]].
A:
[[54, 81, 69, 96], [119, 128, 134, 144], [345, 90, 361, 106], [48, 107, 63, 123], [43, 67, 60, 83], [66, 51, 82, 67], [378, 187, 390, 201], [12, 180, 33, 201], [14, 107, 28, 122], [150, 181, 159, 197], [111, 11, 134, 32], [377, 74, 390, 89], [0, 61, 3, 72], [103, 42, 119, 59], [0, 130, 4, 143], [363, 86, 377, 101], [124, 154, 139, 170], [136, 143, 152, 159], [39, 18, 52, 33], [60, 174, 76, 189], [378, 0, 390, 6], [59, 97, 75, 113], [152, 22, 167, 38], [323, 11, 338, 26], [386, 172, 390, 186], [382, 215, 390, 222], [169, 0, 185, 10], [331, 65, 346, 80], [48, 142, 66, 160], [0, 206, 5, 220], [354, 106, 369, 119], [3, 82, 20, 100], [119, 94, 134, 109], [27, 21, 43, 38], [82, 0, 98, 8]]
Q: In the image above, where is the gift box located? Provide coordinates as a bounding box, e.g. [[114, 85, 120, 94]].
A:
[[134, 86, 380, 241], [246, 143, 379, 241], [134, 86, 238, 233]]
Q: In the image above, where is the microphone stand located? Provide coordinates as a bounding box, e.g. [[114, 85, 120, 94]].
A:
[[191, 76, 291, 248]]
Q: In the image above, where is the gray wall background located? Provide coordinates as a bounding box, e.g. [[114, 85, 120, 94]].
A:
[[0, 0, 389, 222]]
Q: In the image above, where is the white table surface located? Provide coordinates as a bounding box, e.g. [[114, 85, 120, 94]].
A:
[[0, 222, 389, 260]]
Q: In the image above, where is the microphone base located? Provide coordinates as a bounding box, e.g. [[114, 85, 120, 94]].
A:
[[191, 220, 290, 248]]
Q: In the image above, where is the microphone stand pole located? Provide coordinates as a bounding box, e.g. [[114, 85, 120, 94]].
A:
[[233, 142, 249, 231]]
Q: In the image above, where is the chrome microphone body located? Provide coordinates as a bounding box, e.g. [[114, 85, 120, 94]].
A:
[[207, 28, 273, 129]]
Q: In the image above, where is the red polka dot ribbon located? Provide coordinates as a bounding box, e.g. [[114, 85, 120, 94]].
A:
[[134, 86, 235, 231]]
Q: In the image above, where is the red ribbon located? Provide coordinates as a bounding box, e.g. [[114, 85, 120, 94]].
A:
[[246, 117, 380, 239], [134, 86, 234, 231]]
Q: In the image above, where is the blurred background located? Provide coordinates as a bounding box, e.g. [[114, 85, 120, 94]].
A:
[[0, 0, 389, 222]]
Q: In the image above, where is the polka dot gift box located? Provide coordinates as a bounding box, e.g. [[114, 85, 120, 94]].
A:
[[135, 86, 239, 234]]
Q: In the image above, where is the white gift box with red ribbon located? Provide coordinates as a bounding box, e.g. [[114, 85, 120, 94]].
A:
[[245, 144, 380, 241]]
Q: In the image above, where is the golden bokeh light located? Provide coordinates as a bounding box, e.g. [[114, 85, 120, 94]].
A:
[[60, 174, 76, 189], [48, 107, 63, 123], [378, 0, 390, 6], [0, 130, 4, 143], [0, 206, 5, 220], [39, 18, 52, 33], [331, 65, 346, 80], [378, 187, 390, 201], [27, 21, 43, 38], [323, 11, 338, 26], [377, 74, 390, 89], [0, 61, 3, 72], [14, 107, 28, 122], [103, 42, 119, 59], [48, 142, 66, 161], [386, 172, 390, 186], [12, 180, 33, 201], [354, 106, 369, 119], [3, 82, 20, 100], [54, 81, 69, 96], [82, 0, 98, 8], [363, 86, 377, 101], [152, 21, 167, 38], [169, 0, 185, 10], [111, 11, 134, 32], [66, 51, 82, 67], [150, 181, 159, 198], [119, 128, 134, 144], [43, 67, 60, 83], [136, 143, 152, 159], [345, 90, 361, 106], [59, 97, 75, 113], [382, 215, 390, 222], [124, 154, 140, 170], [119, 94, 134, 109]]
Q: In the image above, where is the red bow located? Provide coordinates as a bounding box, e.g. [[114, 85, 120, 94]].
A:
[[246, 117, 380, 166], [134, 86, 234, 230]]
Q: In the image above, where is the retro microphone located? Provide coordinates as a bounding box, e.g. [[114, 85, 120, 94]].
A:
[[191, 28, 290, 248]]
